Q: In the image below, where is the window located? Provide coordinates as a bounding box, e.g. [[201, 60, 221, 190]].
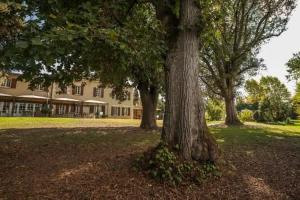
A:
[[0, 102, 10, 113], [111, 106, 118, 116], [111, 106, 130, 116], [58, 105, 65, 114], [126, 107, 131, 116], [1, 78, 12, 88], [75, 105, 81, 113], [75, 86, 82, 95], [13, 103, 18, 113], [35, 104, 41, 112], [19, 103, 26, 113], [27, 104, 34, 112], [95, 87, 104, 98], [127, 92, 131, 100], [89, 105, 94, 113]]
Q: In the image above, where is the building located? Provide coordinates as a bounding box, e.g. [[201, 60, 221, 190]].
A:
[[0, 73, 143, 119]]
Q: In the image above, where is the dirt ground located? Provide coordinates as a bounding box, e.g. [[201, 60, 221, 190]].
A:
[[0, 126, 299, 200]]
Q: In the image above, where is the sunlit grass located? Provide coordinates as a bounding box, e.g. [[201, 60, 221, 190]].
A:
[[0, 117, 163, 129]]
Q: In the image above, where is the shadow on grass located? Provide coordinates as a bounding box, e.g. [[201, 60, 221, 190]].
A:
[[0, 127, 161, 149], [0, 125, 299, 199]]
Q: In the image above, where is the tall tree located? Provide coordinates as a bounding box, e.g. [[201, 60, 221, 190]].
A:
[[2, 1, 165, 129], [200, 0, 295, 125], [3, 0, 220, 161], [155, 0, 219, 161], [292, 83, 300, 118], [286, 52, 300, 82]]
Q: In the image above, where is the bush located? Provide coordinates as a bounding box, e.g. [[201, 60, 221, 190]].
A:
[[41, 106, 52, 115], [206, 100, 224, 121], [134, 143, 220, 185], [239, 109, 254, 122], [285, 117, 293, 125]]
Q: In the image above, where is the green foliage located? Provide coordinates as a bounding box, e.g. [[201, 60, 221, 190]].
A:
[[244, 77, 292, 123], [2, 1, 165, 98], [292, 83, 300, 119], [286, 52, 300, 82], [239, 109, 254, 122], [199, 0, 295, 114], [206, 99, 224, 121], [134, 143, 220, 185]]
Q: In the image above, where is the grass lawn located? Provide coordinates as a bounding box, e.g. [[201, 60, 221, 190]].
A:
[[0, 117, 163, 129], [0, 119, 299, 199]]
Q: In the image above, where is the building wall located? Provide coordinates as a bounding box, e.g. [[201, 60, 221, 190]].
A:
[[0, 74, 49, 97], [0, 74, 136, 119]]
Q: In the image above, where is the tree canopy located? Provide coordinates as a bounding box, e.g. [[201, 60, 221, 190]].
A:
[[245, 76, 292, 122], [286, 52, 300, 82], [200, 0, 296, 125]]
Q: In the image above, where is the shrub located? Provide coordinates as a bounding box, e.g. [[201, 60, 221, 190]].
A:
[[134, 143, 220, 185], [206, 99, 224, 121], [41, 106, 52, 115], [239, 109, 254, 122]]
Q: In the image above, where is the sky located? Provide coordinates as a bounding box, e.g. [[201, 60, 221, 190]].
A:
[[256, 2, 300, 95]]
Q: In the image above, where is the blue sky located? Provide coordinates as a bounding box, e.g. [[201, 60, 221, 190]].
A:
[[256, 2, 300, 95]]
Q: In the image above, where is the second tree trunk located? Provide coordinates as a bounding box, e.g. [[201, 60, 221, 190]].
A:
[[139, 84, 158, 129]]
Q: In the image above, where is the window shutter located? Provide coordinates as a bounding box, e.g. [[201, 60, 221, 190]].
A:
[[55, 105, 59, 114], [128, 108, 130, 116], [80, 104, 83, 114], [127, 92, 131, 100], [71, 104, 75, 112], [81, 86, 84, 96], [93, 87, 97, 97], [11, 78, 17, 88], [102, 105, 105, 115], [89, 105, 94, 113], [101, 88, 104, 98], [44, 87, 49, 92], [72, 85, 75, 95]]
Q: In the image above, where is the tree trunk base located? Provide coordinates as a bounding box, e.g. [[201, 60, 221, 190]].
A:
[[225, 119, 243, 126], [140, 123, 158, 130]]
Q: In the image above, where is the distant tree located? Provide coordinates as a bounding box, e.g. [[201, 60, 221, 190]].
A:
[[200, 0, 295, 125], [286, 52, 300, 82], [245, 79, 263, 104], [246, 77, 292, 122], [292, 83, 300, 118]]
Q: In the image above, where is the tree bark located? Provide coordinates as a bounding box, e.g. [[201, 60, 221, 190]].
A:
[[139, 84, 158, 129], [161, 0, 219, 162], [224, 85, 242, 126]]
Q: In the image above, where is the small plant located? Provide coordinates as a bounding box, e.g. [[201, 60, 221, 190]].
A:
[[239, 109, 254, 122], [134, 143, 220, 185], [285, 117, 294, 125]]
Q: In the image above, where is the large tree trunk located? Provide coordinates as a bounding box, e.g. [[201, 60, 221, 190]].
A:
[[162, 0, 219, 162], [139, 84, 158, 129], [224, 85, 242, 126]]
